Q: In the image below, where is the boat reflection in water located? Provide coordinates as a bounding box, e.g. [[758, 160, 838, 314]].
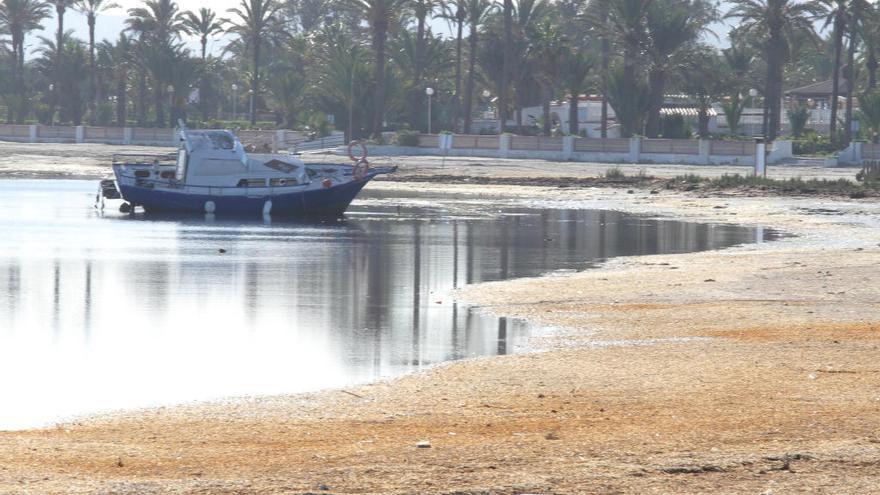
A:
[[0, 181, 774, 429]]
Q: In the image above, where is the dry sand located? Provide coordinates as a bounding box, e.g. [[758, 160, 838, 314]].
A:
[[1, 143, 879, 494]]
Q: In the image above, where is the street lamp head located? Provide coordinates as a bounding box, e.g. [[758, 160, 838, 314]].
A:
[[231, 83, 238, 91], [748, 88, 758, 98], [426, 87, 434, 96], [167, 84, 174, 93], [482, 89, 490, 98]]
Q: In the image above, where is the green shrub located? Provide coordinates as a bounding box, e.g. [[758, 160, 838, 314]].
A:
[[787, 104, 809, 137], [675, 173, 702, 184], [604, 167, 625, 179], [856, 164, 880, 185], [791, 131, 836, 156], [660, 115, 692, 139], [394, 129, 420, 147]]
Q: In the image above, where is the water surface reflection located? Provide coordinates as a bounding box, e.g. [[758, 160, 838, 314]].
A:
[[0, 180, 773, 429]]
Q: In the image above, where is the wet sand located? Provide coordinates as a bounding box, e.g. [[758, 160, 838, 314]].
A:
[[1, 143, 879, 494]]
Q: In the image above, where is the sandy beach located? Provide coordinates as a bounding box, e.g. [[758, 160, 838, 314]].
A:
[[1, 143, 878, 494]]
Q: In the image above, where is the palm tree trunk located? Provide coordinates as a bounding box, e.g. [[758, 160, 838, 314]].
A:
[[453, 15, 464, 132], [116, 75, 127, 126], [137, 71, 147, 127], [830, 13, 844, 143], [868, 45, 878, 90], [568, 91, 578, 135], [8, 36, 19, 123], [17, 40, 26, 123], [463, 27, 477, 134], [500, 0, 512, 134], [516, 88, 523, 131], [54, 5, 65, 125], [251, 35, 261, 125], [411, 12, 426, 129], [541, 84, 551, 136], [88, 14, 97, 125], [372, 24, 388, 138], [767, 43, 783, 142], [844, 29, 858, 145], [621, 42, 638, 137], [201, 37, 208, 120], [599, 2, 609, 138], [645, 67, 665, 138], [155, 83, 165, 127]]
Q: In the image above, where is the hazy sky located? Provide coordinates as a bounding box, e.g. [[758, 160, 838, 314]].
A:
[[27, 1, 244, 58]]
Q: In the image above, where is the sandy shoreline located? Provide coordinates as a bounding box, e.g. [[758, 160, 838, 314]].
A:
[[1, 144, 879, 494]]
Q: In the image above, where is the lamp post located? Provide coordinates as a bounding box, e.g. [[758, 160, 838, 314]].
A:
[[167, 84, 174, 127], [248, 89, 255, 124], [231, 83, 238, 121], [426, 87, 434, 134], [48, 84, 54, 125]]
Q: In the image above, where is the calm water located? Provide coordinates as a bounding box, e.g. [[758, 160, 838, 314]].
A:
[[0, 180, 773, 429]]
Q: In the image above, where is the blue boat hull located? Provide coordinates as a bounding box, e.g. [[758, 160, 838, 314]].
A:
[[118, 176, 373, 217]]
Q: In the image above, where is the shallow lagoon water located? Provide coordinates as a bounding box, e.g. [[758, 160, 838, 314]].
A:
[[0, 180, 773, 429]]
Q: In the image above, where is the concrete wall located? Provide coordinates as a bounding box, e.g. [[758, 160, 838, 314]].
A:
[[361, 134, 791, 166], [0, 125, 307, 151]]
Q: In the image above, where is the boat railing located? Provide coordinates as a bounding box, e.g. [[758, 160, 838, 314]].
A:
[[112, 153, 178, 167]]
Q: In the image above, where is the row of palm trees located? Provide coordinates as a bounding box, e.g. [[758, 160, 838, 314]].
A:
[[2, 0, 880, 144]]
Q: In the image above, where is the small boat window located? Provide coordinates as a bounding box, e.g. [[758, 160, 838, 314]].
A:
[[207, 132, 235, 150], [237, 178, 267, 187], [270, 178, 297, 186]]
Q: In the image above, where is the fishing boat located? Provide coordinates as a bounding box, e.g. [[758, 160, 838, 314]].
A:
[[101, 122, 394, 217]]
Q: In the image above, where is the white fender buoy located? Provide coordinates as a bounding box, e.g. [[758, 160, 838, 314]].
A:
[[262, 199, 273, 216], [204, 201, 216, 213]]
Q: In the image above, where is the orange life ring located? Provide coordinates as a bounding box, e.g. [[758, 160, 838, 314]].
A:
[[353, 158, 369, 180], [348, 140, 368, 161]]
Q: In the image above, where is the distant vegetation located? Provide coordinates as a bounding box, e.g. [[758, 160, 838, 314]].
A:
[[1, 0, 880, 148]]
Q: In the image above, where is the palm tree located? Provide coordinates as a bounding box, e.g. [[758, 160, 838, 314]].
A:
[[313, 22, 372, 140], [183, 8, 224, 121], [857, 90, 880, 142], [49, 0, 75, 124], [605, 0, 651, 137], [643, 0, 715, 137], [182, 7, 223, 60], [462, 0, 495, 134], [821, 0, 846, 143], [584, 0, 611, 137], [406, 0, 435, 128], [438, 0, 466, 131], [0, 0, 50, 123], [530, 18, 565, 136], [127, 0, 187, 127], [842, 0, 868, 145], [561, 45, 593, 135], [861, 3, 880, 90], [681, 44, 723, 137], [36, 29, 88, 124], [726, 0, 824, 141], [227, 0, 280, 126], [499, 0, 512, 133], [345, 0, 404, 138], [127, 0, 186, 45], [75, 0, 119, 125], [99, 33, 131, 125], [720, 43, 754, 135], [510, 0, 549, 131]]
